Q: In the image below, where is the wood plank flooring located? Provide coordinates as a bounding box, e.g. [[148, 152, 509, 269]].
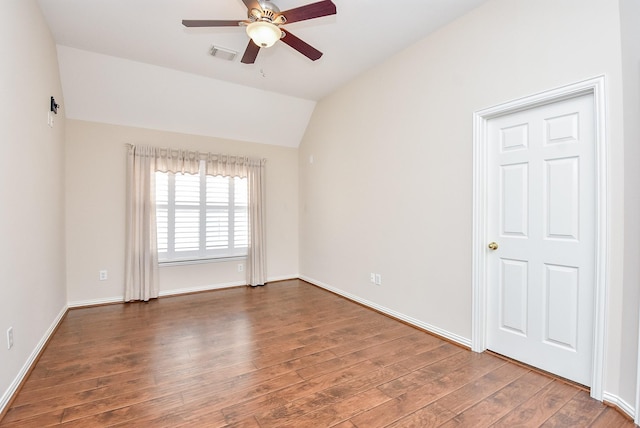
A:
[[1, 279, 634, 427]]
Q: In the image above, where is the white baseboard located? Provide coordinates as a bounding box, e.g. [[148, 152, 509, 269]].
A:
[[267, 274, 299, 283], [68, 284, 246, 307], [0, 305, 68, 416], [300, 275, 472, 349], [159, 281, 246, 297], [160, 275, 299, 296], [69, 276, 299, 307], [161, 275, 299, 295], [602, 391, 635, 420], [68, 296, 124, 308]]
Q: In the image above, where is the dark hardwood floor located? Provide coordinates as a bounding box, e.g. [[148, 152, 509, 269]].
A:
[[0, 279, 634, 427]]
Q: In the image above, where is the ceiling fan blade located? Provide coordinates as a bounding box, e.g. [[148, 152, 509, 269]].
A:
[[241, 40, 261, 64], [182, 20, 243, 27], [241, 0, 261, 12], [279, 0, 336, 24], [280, 30, 323, 61]]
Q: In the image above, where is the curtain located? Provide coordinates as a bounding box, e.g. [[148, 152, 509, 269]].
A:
[[125, 145, 268, 299], [247, 158, 267, 286], [125, 145, 159, 302]]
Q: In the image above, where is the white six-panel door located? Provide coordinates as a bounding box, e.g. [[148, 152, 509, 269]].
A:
[[486, 93, 595, 386]]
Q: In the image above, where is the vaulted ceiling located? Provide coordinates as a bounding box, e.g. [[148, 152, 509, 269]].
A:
[[38, 0, 487, 147]]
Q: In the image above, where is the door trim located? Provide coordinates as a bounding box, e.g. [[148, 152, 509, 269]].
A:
[[471, 75, 608, 400]]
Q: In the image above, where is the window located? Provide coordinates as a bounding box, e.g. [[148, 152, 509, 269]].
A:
[[155, 161, 248, 262]]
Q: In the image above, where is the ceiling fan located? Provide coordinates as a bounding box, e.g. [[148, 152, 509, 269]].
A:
[[182, 0, 337, 64]]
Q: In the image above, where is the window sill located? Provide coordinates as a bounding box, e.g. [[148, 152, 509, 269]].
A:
[[159, 256, 247, 267]]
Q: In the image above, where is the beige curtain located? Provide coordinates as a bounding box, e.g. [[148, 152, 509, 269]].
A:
[[155, 147, 201, 174], [206, 154, 268, 286], [125, 145, 268, 297], [247, 158, 267, 286], [125, 145, 159, 302]]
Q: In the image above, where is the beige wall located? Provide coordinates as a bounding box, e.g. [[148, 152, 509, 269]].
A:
[[65, 120, 298, 305], [3, 0, 638, 418], [0, 0, 67, 411], [620, 0, 640, 410], [299, 0, 632, 405]]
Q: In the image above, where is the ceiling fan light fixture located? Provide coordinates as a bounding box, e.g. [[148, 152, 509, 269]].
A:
[[246, 21, 282, 48]]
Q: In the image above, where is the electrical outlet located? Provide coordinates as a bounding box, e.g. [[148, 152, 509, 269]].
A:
[[7, 327, 13, 350], [375, 274, 382, 285], [99, 270, 108, 281], [370, 273, 376, 283], [238, 263, 244, 273]]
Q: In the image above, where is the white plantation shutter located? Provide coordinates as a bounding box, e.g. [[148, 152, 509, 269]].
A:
[[155, 172, 169, 254], [234, 177, 248, 249], [156, 160, 248, 262], [206, 175, 229, 251], [174, 172, 200, 253]]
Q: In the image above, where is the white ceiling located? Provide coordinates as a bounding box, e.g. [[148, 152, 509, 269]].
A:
[[38, 0, 486, 101], [37, 0, 487, 147]]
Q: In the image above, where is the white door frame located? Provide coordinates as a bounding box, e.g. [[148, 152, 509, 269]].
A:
[[471, 75, 609, 400]]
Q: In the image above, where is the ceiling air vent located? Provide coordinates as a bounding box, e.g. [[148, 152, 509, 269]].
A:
[[210, 46, 238, 61]]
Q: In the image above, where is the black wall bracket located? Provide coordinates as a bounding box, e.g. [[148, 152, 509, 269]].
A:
[[50, 96, 60, 114]]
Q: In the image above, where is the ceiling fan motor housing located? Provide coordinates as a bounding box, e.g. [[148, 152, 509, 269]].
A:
[[253, 0, 280, 22]]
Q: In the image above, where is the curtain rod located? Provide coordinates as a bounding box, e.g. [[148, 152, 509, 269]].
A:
[[125, 143, 266, 163]]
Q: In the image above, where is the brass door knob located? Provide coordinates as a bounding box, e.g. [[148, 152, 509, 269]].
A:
[[488, 242, 499, 250]]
